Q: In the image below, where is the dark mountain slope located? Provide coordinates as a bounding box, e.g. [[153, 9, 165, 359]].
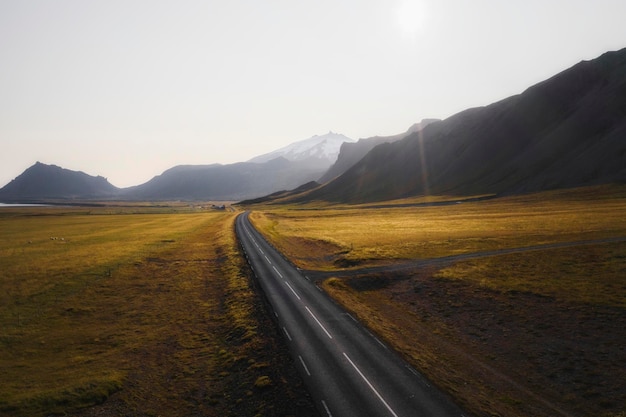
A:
[[296, 48, 626, 203], [0, 162, 119, 201], [319, 119, 439, 183]]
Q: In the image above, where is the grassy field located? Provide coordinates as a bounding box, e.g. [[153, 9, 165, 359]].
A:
[[250, 185, 626, 270], [248, 185, 626, 417], [0, 206, 315, 417]]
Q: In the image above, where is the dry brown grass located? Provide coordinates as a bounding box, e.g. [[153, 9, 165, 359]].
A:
[[0, 206, 315, 417], [435, 241, 626, 308], [249, 185, 626, 271]]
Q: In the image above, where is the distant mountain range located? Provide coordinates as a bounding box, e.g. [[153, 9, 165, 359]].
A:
[[117, 156, 329, 201], [2, 48, 625, 203], [0, 132, 353, 202]]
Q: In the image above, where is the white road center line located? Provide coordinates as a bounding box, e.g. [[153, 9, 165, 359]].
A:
[[321, 400, 333, 417], [283, 327, 292, 341], [342, 352, 399, 417], [299, 355, 311, 376], [285, 281, 300, 300], [264, 255, 271, 264], [374, 336, 388, 350], [272, 265, 283, 278], [305, 306, 333, 339]]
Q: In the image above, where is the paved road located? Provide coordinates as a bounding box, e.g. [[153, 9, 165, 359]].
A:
[[236, 212, 466, 417]]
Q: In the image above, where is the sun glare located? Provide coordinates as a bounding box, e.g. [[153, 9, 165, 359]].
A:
[[396, 0, 427, 38]]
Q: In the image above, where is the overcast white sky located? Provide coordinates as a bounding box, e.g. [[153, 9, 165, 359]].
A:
[[1, 0, 625, 187]]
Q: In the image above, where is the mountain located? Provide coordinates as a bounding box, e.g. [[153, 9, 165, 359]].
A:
[[123, 133, 355, 201], [122, 131, 356, 201], [0, 132, 353, 202], [319, 119, 439, 183], [0, 162, 119, 201], [238, 181, 321, 205], [283, 48, 626, 204], [6, 48, 625, 204], [121, 157, 327, 201], [248, 132, 354, 166]]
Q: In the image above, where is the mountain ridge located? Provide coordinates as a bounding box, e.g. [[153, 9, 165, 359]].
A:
[[319, 119, 439, 183], [2, 48, 625, 203], [0, 162, 120, 201], [248, 131, 354, 165], [119, 157, 326, 201], [0, 132, 354, 201], [274, 48, 626, 204]]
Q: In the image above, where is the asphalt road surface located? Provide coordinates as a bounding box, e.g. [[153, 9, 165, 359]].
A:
[[236, 212, 467, 417]]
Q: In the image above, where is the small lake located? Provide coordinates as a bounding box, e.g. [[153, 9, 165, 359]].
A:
[[0, 203, 51, 207]]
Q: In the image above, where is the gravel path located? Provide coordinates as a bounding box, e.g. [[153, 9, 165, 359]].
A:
[[304, 236, 626, 280]]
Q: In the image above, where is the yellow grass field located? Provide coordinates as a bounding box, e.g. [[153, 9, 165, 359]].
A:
[[0, 206, 315, 417], [248, 185, 626, 417], [250, 186, 626, 270]]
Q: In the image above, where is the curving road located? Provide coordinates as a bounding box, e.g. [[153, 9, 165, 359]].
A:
[[236, 212, 466, 417]]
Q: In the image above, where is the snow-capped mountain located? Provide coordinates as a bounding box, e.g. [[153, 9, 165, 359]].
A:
[[248, 132, 354, 164]]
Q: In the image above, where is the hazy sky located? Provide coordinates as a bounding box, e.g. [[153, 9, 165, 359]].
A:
[[1, 1, 625, 187]]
